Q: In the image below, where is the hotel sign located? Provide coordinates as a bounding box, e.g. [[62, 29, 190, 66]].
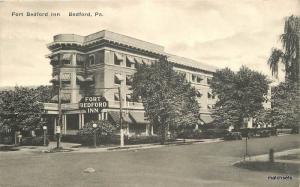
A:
[[79, 96, 108, 114]]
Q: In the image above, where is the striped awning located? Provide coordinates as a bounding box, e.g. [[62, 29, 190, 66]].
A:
[[115, 73, 123, 81], [85, 75, 94, 82], [115, 53, 123, 61], [134, 58, 142, 64], [129, 112, 149, 124], [50, 75, 59, 83], [126, 56, 135, 64], [76, 75, 85, 82], [51, 55, 59, 61], [51, 94, 71, 102], [62, 54, 72, 61], [76, 54, 86, 62], [108, 111, 133, 124], [61, 73, 71, 81]]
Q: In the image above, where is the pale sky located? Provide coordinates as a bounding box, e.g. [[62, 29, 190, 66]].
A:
[[0, 0, 299, 87]]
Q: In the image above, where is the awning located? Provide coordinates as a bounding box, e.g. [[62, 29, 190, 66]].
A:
[[50, 75, 59, 83], [126, 56, 135, 64], [76, 75, 85, 82], [200, 114, 214, 124], [76, 54, 86, 62], [85, 75, 94, 82], [126, 94, 132, 100], [51, 95, 58, 102], [62, 54, 72, 61], [129, 112, 149, 124], [108, 111, 132, 124], [50, 94, 71, 102], [196, 90, 201, 97], [114, 93, 120, 101], [61, 94, 71, 101], [115, 53, 123, 61], [61, 73, 71, 81], [126, 75, 133, 84], [134, 58, 142, 64], [52, 55, 59, 61], [115, 74, 123, 81]]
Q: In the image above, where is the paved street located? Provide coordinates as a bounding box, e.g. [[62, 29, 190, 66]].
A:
[[0, 134, 299, 187]]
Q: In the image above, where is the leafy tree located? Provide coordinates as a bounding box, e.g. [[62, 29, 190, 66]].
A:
[[209, 66, 270, 129], [132, 58, 200, 144], [0, 86, 53, 134], [267, 15, 300, 129], [270, 81, 297, 127]]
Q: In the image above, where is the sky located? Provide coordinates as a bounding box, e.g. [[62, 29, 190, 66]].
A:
[[0, 0, 299, 87]]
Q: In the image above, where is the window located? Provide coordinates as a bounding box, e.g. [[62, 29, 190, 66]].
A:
[[114, 74, 122, 84], [208, 92, 212, 99], [126, 56, 134, 67], [197, 76, 202, 83], [114, 53, 123, 65], [207, 78, 212, 85], [61, 73, 71, 85], [126, 94, 133, 102], [192, 75, 196, 82], [196, 90, 201, 97], [89, 55, 95, 66], [114, 93, 120, 101], [61, 54, 72, 65], [76, 54, 85, 66], [50, 55, 59, 65], [207, 104, 212, 110], [97, 51, 105, 64]]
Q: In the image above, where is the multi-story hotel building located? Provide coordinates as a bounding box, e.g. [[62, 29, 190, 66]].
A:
[[43, 30, 218, 136]]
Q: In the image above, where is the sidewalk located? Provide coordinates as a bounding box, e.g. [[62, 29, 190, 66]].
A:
[[13, 138, 224, 153], [235, 148, 300, 165]]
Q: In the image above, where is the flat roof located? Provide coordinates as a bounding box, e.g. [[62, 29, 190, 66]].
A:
[[50, 30, 217, 72]]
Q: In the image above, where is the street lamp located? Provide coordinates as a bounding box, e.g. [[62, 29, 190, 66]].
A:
[[92, 123, 97, 148], [43, 126, 47, 146]]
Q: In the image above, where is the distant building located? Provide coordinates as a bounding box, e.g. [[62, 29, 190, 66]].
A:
[[43, 30, 218, 136]]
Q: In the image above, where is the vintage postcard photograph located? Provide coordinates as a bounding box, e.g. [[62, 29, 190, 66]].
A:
[[0, 0, 299, 187]]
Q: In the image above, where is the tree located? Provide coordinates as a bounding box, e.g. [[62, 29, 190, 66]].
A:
[[131, 57, 200, 144], [267, 15, 300, 129], [209, 66, 270, 129], [270, 82, 297, 127], [0, 86, 53, 134]]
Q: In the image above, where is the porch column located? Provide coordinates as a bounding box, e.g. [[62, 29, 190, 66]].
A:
[[151, 124, 154, 135], [98, 113, 102, 120], [54, 117, 57, 135], [145, 124, 149, 136], [78, 113, 82, 129], [81, 113, 85, 128]]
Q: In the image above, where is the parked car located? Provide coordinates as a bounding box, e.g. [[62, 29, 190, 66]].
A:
[[224, 132, 242, 140], [258, 130, 271, 137]]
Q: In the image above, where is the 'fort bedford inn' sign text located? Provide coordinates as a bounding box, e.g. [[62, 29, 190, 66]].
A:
[[79, 96, 108, 113]]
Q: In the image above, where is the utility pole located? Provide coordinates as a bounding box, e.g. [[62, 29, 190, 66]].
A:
[[56, 57, 62, 149], [118, 86, 124, 147]]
